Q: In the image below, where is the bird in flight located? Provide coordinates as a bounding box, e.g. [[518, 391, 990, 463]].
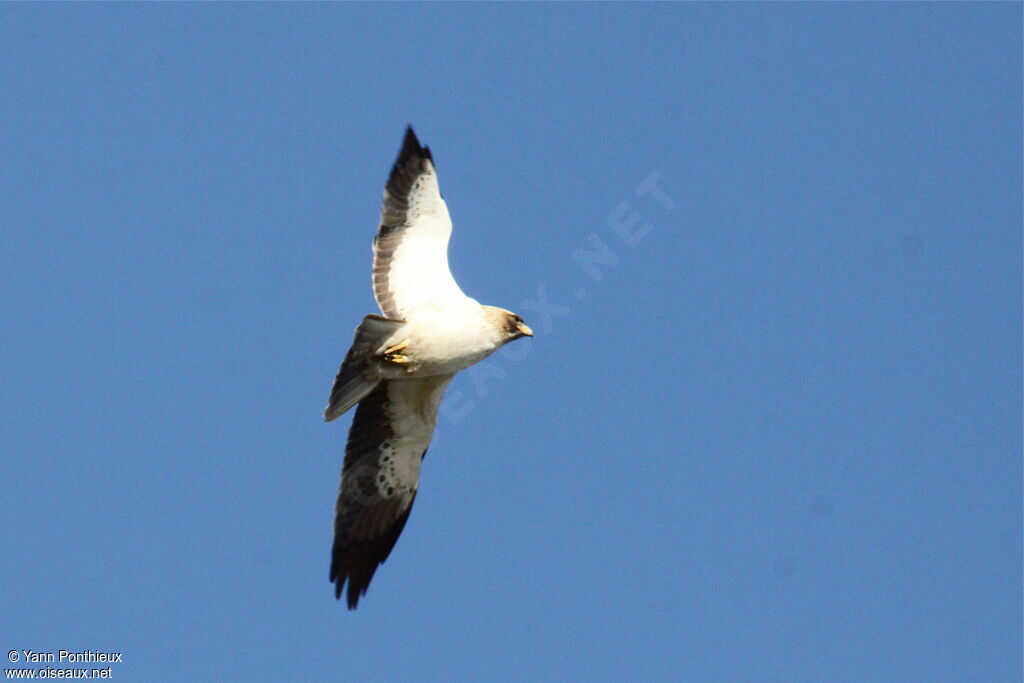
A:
[[324, 126, 533, 609]]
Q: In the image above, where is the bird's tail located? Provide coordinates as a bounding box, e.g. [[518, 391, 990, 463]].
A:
[[323, 315, 404, 421]]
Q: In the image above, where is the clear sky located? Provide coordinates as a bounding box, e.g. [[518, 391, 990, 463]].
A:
[[1, 4, 1020, 681]]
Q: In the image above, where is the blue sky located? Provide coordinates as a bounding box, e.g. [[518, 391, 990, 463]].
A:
[[1, 4, 1020, 681]]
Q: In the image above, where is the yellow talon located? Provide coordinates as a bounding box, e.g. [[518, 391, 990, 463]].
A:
[[383, 341, 408, 355]]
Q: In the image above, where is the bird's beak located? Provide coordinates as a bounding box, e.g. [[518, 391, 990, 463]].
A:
[[517, 322, 534, 338]]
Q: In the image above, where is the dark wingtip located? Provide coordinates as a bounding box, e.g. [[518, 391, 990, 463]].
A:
[[330, 538, 368, 610], [347, 585, 362, 610], [396, 125, 432, 166], [331, 561, 361, 609]]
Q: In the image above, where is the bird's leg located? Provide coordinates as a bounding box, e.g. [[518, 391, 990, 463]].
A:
[[381, 340, 410, 365]]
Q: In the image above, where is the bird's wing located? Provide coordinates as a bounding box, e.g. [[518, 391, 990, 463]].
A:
[[330, 375, 453, 609], [372, 127, 466, 319], [323, 314, 405, 423]]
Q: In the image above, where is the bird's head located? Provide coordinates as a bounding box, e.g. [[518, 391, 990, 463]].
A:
[[483, 306, 533, 345]]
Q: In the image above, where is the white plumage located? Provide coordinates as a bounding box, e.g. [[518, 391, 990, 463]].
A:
[[323, 127, 532, 609]]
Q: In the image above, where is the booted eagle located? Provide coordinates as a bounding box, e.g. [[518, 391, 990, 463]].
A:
[[324, 127, 533, 609]]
